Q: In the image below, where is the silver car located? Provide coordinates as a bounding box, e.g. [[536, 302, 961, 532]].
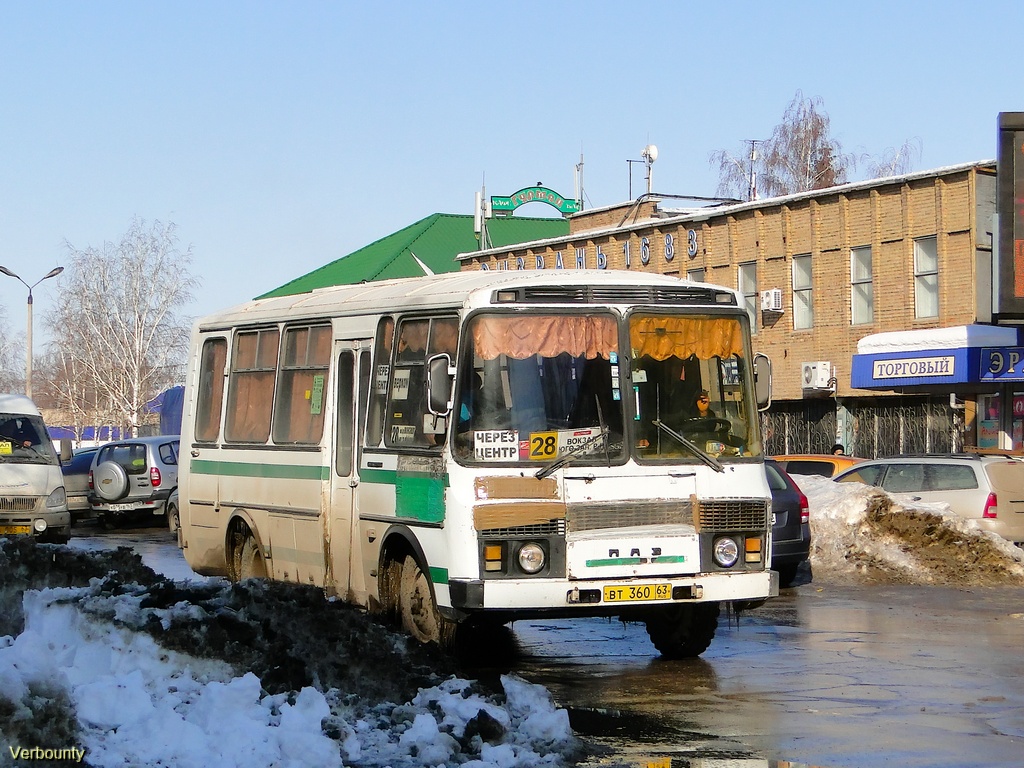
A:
[[90, 436, 179, 527], [834, 453, 1024, 546]]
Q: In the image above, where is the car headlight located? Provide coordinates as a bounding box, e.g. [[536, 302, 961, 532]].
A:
[[46, 486, 67, 508], [517, 542, 546, 574], [33, 518, 48, 533], [712, 536, 740, 568]]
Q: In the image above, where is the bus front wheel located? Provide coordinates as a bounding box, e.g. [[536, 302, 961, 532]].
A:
[[644, 602, 720, 659], [399, 555, 455, 648]]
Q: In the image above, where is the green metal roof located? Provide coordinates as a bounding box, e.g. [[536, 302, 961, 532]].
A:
[[258, 213, 569, 298]]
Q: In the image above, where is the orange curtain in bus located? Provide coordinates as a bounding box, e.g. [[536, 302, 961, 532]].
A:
[[472, 315, 618, 360], [629, 317, 745, 361]]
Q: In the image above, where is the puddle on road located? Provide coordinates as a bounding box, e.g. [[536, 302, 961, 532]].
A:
[[567, 703, 839, 768]]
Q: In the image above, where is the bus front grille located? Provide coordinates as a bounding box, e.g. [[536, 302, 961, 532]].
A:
[[567, 500, 693, 532], [479, 519, 567, 538], [694, 499, 770, 532], [566, 498, 769, 533]]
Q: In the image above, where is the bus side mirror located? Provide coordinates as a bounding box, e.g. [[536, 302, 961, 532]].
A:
[[60, 438, 73, 463], [426, 353, 454, 415], [753, 353, 772, 411]]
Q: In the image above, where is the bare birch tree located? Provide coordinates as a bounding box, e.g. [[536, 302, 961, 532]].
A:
[[43, 218, 198, 436], [710, 90, 857, 199], [0, 307, 24, 392], [862, 137, 923, 179]]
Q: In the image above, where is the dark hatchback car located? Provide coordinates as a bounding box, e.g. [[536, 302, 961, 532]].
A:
[[766, 459, 811, 587], [60, 446, 100, 522]]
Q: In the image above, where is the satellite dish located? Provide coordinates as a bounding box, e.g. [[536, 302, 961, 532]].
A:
[[643, 144, 659, 163]]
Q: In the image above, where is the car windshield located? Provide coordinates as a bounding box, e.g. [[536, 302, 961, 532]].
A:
[[452, 310, 761, 465], [0, 413, 58, 465]]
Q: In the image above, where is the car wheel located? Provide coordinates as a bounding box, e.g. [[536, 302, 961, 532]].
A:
[[166, 500, 179, 534], [777, 563, 800, 588], [93, 461, 130, 502]]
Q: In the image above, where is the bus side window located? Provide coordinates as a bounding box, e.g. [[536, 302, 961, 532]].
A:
[[365, 317, 394, 448], [384, 316, 457, 449], [335, 350, 354, 476], [225, 328, 280, 443], [195, 337, 227, 443], [273, 325, 332, 445], [387, 319, 430, 446]]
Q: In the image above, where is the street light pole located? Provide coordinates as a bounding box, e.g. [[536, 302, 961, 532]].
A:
[[0, 265, 64, 400]]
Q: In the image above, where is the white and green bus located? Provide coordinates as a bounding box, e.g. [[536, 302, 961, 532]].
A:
[[178, 269, 776, 657]]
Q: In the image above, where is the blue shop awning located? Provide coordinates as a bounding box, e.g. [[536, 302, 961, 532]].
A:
[[851, 325, 1024, 389]]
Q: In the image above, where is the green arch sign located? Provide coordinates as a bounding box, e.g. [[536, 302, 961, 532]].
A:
[[491, 187, 580, 215]]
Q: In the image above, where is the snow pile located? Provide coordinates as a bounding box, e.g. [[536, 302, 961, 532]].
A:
[[799, 475, 1024, 585], [0, 541, 581, 768]]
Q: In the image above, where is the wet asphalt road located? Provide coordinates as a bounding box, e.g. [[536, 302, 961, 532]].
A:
[[70, 523, 1024, 768]]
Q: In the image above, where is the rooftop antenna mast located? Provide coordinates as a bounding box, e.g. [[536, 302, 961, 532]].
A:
[[474, 175, 492, 250], [575, 150, 585, 210], [642, 144, 658, 194], [745, 139, 760, 201]]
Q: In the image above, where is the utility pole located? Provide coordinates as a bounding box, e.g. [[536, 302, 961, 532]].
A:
[[0, 265, 64, 400]]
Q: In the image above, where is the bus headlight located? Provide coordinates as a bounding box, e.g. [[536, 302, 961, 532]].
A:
[[517, 542, 546, 574], [33, 518, 48, 533], [712, 536, 740, 568]]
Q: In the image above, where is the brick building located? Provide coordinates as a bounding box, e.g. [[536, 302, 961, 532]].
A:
[[457, 161, 1020, 457]]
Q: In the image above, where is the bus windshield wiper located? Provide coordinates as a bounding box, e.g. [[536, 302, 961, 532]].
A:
[[652, 419, 724, 473], [535, 427, 609, 480]]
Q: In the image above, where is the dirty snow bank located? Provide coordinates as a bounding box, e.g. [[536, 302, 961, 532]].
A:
[[0, 539, 581, 768], [800, 475, 1024, 586]]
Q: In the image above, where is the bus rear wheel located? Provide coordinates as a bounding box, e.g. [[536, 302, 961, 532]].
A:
[[399, 555, 455, 648], [644, 602, 720, 659], [237, 533, 268, 581]]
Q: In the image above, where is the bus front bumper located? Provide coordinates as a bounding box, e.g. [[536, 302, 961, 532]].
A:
[[447, 569, 777, 615]]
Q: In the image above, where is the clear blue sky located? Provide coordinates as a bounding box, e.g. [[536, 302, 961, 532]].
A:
[[0, 1, 1019, 343]]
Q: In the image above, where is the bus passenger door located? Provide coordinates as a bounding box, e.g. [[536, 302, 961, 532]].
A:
[[327, 342, 370, 602]]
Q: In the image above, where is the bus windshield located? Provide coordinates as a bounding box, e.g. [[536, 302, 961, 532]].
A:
[[628, 312, 761, 461], [453, 311, 761, 464]]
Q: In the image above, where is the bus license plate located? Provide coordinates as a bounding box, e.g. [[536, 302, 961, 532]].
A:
[[603, 583, 672, 603], [0, 525, 31, 535]]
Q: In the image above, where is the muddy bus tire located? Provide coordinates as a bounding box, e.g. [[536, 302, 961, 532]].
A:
[[644, 602, 720, 659], [399, 554, 455, 649], [238, 533, 268, 581]]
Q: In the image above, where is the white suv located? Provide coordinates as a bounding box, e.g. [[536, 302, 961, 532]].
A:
[[89, 436, 179, 527], [834, 453, 1024, 546]]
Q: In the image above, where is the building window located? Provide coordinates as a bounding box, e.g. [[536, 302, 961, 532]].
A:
[[792, 254, 813, 329], [687, 268, 705, 283], [738, 262, 758, 333], [914, 236, 939, 318], [851, 246, 873, 325]]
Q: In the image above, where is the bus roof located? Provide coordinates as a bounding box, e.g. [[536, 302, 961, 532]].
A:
[[197, 269, 741, 330]]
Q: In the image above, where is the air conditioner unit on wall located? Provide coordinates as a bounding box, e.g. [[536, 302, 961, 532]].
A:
[[760, 288, 783, 312], [801, 361, 834, 391]]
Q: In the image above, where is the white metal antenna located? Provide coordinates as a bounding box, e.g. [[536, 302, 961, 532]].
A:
[[575, 150, 585, 210], [642, 144, 658, 194]]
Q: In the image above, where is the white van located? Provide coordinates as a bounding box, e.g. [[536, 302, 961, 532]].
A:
[[0, 394, 70, 543]]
